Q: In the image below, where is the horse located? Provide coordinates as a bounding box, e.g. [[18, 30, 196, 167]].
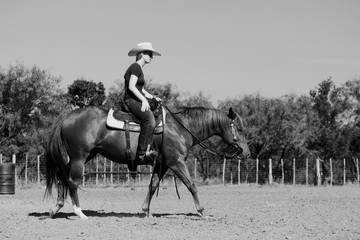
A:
[[45, 105, 250, 219]]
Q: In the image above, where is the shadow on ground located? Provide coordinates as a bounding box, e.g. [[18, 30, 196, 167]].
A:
[[28, 210, 200, 220]]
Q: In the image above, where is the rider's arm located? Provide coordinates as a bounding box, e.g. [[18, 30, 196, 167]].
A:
[[142, 89, 154, 99], [143, 89, 162, 102], [129, 74, 147, 102], [129, 74, 150, 111]]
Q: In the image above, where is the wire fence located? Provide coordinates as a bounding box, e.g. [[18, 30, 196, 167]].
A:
[[0, 154, 359, 188]]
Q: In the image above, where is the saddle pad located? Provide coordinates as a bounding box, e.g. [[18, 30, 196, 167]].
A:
[[106, 108, 164, 133]]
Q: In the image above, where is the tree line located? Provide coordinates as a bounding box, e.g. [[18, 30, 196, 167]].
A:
[[1, 63, 360, 184]]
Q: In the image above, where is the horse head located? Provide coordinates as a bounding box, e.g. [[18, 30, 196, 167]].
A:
[[223, 107, 250, 159]]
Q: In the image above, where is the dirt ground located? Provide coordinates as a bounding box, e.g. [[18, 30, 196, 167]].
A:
[[1, 184, 360, 240]]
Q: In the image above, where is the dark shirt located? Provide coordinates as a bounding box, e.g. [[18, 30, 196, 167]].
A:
[[124, 63, 145, 102]]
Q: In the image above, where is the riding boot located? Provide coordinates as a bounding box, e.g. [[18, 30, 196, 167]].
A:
[[139, 151, 158, 166], [138, 145, 158, 166]]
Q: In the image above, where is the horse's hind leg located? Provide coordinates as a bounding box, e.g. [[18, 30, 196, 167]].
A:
[[142, 163, 168, 216], [49, 179, 65, 218], [171, 160, 204, 216], [68, 159, 88, 220]]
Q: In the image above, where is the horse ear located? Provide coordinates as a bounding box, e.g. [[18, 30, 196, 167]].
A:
[[228, 107, 237, 120]]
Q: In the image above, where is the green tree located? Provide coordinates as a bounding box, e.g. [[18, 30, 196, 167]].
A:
[[68, 79, 106, 108], [338, 79, 360, 177], [104, 79, 181, 110], [178, 91, 213, 108], [309, 78, 350, 159], [341, 78, 360, 127], [103, 81, 124, 110], [218, 94, 317, 183], [146, 81, 181, 108], [308, 78, 351, 183], [0, 63, 65, 157]]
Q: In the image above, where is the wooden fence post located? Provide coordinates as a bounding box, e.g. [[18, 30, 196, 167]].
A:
[[357, 158, 359, 184], [222, 158, 226, 186], [82, 166, 85, 187], [110, 161, 114, 185], [96, 157, 99, 186], [238, 159, 241, 185], [269, 158, 273, 184], [117, 164, 121, 183], [281, 159, 284, 185], [103, 158, 107, 185], [137, 165, 140, 184], [293, 158, 296, 185], [316, 158, 321, 186], [305, 158, 308, 186], [256, 158, 259, 185], [206, 153, 209, 180], [127, 169, 131, 185], [12, 155, 16, 186], [25, 153, 28, 187], [330, 158, 333, 186], [37, 155, 40, 187], [343, 158, 346, 185]]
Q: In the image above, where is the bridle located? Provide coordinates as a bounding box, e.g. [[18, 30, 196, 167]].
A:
[[164, 105, 243, 159], [228, 120, 244, 156]]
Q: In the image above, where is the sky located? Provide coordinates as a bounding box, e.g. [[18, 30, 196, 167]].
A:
[[1, 0, 360, 106]]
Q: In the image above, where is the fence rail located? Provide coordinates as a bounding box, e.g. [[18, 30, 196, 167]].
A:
[[1, 153, 359, 187]]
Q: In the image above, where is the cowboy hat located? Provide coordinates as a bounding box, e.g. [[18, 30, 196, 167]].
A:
[[128, 42, 161, 57]]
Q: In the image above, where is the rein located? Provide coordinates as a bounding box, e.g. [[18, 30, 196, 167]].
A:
[[163, 105, 240, 159]]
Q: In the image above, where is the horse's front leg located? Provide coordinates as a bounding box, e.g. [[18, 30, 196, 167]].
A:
[[171, 159, 204, 216], [127, 163, 138, 190], [142, 163, 168, 216]]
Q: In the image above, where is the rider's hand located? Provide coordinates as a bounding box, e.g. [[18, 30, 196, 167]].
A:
[[141, 100, 150, 112]]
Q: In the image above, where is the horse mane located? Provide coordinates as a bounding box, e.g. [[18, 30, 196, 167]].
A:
[[174, 106, 230, 134]]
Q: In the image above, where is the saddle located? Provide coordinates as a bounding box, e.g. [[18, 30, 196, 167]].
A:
[[106, 100, 165, 163], [106, 108, 165, 133]]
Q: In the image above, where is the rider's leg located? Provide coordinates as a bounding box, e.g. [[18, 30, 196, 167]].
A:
[[126, 99, 157, 164]]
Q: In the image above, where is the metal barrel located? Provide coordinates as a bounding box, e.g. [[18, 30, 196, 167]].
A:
[[0, 163, 15, 194]]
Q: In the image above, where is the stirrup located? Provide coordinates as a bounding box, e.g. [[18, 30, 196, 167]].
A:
[[139, 151, 158, 166]]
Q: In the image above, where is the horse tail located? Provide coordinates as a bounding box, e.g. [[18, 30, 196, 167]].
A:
[[44, 113, 71, 199]]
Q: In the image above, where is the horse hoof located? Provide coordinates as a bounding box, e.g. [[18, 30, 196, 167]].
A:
[[144, 212, 153, 218], [76, 212, 89, 220], [197, 208, 205, 217], [142, 207, 154, 218], [142, 208, 150, 216], [49, 209, 56, 218], [80, 215, 89, 220], [74, 207, 89, 220]]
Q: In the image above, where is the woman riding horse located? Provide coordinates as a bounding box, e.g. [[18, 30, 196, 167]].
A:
[[124, 42, 162, 165]]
